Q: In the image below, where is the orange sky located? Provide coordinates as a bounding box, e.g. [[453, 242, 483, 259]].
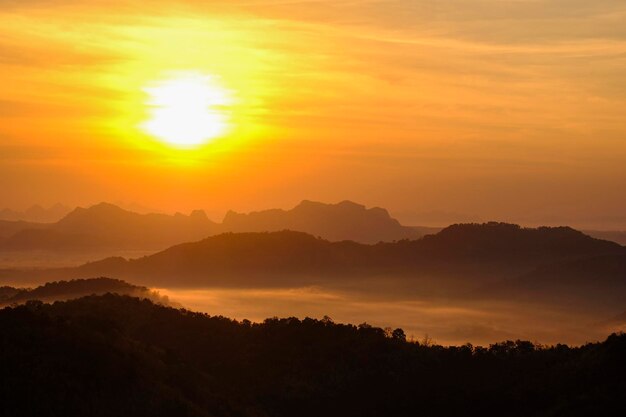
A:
[[1, 1, 625, 228]]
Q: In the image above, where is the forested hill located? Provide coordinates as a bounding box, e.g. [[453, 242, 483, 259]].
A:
[[1, 294, 625, 417], [66, 223, 623, 287], [0, 278, 174, 307]]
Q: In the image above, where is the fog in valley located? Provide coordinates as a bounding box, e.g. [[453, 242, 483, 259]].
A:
[[152, 283, 621, 346], [2, 202, 625, 347]]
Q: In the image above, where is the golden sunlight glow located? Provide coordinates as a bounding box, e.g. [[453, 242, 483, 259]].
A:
[[141, 72, 233, 147]]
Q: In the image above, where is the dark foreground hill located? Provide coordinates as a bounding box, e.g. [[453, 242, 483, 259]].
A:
[[584, 230, 626, 246], [0, 294, 624, 417]]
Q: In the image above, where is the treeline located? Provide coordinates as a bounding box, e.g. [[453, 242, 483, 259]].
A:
[[0, 294, 625, 417], [0, 278, 175, 307]]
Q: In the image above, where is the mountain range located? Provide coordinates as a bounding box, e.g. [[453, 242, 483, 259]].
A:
[[1, 200, 625, 313], [5, 222, 623, 311], [1, 201, 623, 261], [222, 200, 420, 243], [0, 200, 421, 256], [0, 204, 71, 223], [0, 202, 219, 252]]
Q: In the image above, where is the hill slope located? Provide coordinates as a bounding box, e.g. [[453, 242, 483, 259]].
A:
[[487, 252, 626, 307], [0, 219, 48, 239], [49, 223, 624, 288], [1, 294, 625, 417], [0, 278, 174, 307], [585, 230, 626, 246]]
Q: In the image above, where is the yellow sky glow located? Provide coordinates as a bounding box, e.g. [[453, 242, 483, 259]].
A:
[[0, 1, 625, 227], [141, 72, 233, 147]]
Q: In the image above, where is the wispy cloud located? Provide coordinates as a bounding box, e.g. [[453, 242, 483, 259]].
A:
[[0, 0, 624, 221]]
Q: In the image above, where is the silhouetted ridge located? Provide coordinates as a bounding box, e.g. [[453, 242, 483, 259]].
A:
[[0, 294, 624, 417], [0, 219, 47, 239], [3, 201, 625, 260], [584, 230, 626, 246], [0, 277, 173, 306], [222, 200, 418, 243], [0, 203, 70, 222], [0, 202, 220, 252], [418, 222, 619, 260], [55, 202, 138, 234], [106, 231, 366, 280], [0, 286, 24, 302], [58, 224, 625, 289], [0, 200, 422, 255]]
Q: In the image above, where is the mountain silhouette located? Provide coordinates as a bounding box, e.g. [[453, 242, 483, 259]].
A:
[[54, 202, 218, 247], [222, 200, 420, 243], [415, 222, 620, 261], [0, 200, 424, 260], [583, 230, 626, 246], [3, 202, 626, 262], [17, 223, 620, 293], [0, 203, 70, 223], [0, 202, 219, 252], [0, 219, 47, 239]]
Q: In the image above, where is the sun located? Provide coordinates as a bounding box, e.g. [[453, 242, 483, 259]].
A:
[[141, 72, 232, 148]]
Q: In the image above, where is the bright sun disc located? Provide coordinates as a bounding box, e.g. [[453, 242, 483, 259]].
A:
[[141, 72, 232, 147]]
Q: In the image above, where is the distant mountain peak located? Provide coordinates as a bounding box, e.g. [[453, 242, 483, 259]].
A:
[[337, 200, 366, 209], [222, 200, 418, 243], [438, 222, 586, 237], [58, 202, 130, 224], [296, 199, 321, 207], [65, 202, 124, 215], [89, 202, 128, 212], [422, 222, 621, 258], [291, 200, 392, 218], [295, 200, 367, 211], [190, 209, 209, 220], [0, 203, 71, 223]]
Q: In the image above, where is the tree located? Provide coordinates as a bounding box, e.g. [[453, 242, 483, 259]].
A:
[[392, 328, 406, 341]]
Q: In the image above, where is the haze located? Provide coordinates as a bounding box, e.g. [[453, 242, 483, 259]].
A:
[[1, 0, 625, 228], [3, 1, 626, 414]]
